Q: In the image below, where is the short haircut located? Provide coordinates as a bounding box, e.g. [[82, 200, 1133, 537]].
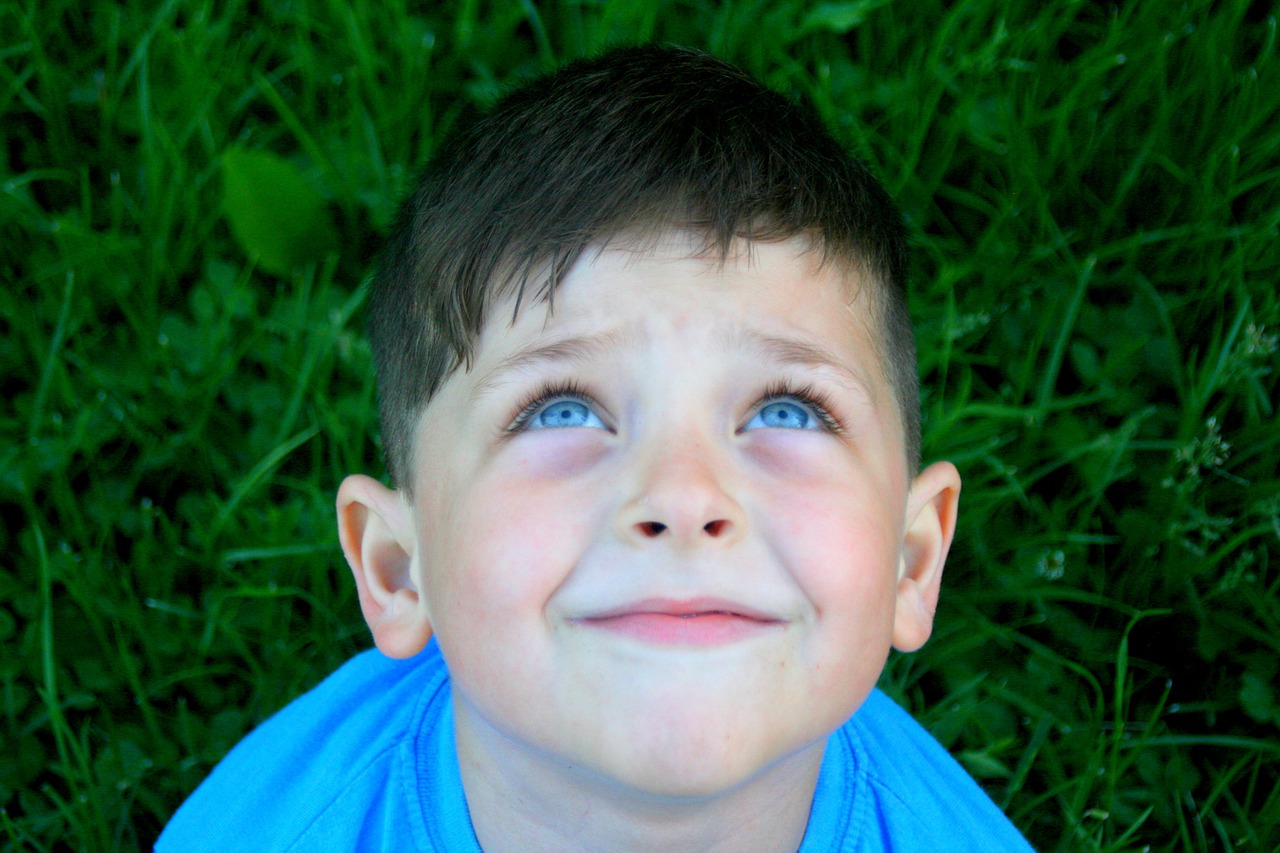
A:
[[368, 45, 919, 492]]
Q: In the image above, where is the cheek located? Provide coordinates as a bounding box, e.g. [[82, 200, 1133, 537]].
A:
[[422, 437, 610, 618], [755, 466, 903, 616], [768, 486, 900, 710]]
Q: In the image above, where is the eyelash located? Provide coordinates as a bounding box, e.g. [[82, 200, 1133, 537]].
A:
[[506, 379, 843, 434], [505, 380, 601, 433], [754, 380, 844, 434]]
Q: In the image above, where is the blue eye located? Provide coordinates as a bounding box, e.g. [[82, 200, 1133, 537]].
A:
[[525, 397, 607, 430], [744, 399, 820, 431]]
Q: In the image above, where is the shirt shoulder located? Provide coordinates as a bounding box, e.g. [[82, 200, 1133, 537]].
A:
[[806, 688, 1035, 852], [157, 645, 450, 852]]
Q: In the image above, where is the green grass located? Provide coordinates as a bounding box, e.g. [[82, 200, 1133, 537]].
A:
[[3, 0, 1277, 849]]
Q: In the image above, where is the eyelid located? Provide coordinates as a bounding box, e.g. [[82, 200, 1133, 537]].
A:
[[505, 379, 842, 434], [505, 380, 610, 433], [747, 381, 844, 434]]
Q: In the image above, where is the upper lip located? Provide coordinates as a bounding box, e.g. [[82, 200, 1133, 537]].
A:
[[579, 597, 783, 623]]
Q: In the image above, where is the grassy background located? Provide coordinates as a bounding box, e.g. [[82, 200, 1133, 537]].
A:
[[3, 0, 1278, 849]]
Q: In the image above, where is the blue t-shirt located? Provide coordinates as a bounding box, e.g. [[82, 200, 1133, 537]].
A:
[[159, 641, 1033, 851]]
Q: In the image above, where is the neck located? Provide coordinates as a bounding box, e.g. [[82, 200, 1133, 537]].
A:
[[453, 696, 825, 853]]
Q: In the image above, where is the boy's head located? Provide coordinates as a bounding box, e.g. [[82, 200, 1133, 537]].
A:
[[338, 44, 960, 824], [367, 45, 920, 492]]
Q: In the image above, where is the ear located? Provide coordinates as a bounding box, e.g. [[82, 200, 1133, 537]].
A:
[[336, 474, 432, 659], [891, 461, 961, 653]]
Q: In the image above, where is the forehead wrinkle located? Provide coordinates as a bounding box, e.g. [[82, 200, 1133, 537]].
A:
[[469, 328, 628, 402], [723, 327, 878, 408]]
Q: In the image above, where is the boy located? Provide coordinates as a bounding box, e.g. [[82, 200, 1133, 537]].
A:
[[161, 46, 1033, 850]]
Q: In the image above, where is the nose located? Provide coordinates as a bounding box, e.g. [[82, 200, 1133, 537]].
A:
[[615, 441, 745, 548]]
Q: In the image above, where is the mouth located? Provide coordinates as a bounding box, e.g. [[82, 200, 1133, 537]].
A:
[[575, 598, 784, 646]]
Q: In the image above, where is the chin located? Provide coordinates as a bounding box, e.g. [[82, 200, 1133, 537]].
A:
[[590, 722, 795, 801]]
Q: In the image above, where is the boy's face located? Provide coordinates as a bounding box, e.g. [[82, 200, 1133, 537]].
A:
[[345, 232, 958, 800]]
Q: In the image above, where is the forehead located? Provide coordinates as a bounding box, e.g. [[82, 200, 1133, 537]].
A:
[[460, 232, 894, 411], [491, 232, 881, 359]]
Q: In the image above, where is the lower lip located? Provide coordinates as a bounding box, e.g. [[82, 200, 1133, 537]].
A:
[[579, 612, 779, 645]]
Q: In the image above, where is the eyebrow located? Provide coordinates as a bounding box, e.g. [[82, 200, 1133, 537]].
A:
[[470, 330, 627, 402], [723, 328, 877, 405], [470, 326, 877, 407]]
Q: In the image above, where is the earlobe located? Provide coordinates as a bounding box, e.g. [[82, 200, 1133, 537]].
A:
[[336, 474, 433, 659], [891, 461, 961, 653]]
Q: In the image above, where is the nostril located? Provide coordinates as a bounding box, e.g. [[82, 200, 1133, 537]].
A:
[[703, 519, 729, 537], [638, 521, 668, 537]]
